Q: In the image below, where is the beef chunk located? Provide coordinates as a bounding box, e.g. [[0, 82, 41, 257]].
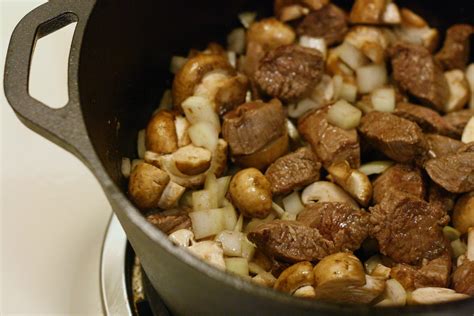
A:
[[425, 152, 474, 193], [390, 253, 452, 291], [426, 134, 464, 159], [297, 202, 370, 252], [428, 183, 455, 220], [146, 212, 192, 234], [359, 111, 427, 163], [265, 147, 321, 195], [443, 109, 474, 137], [298, 107, 360, 168], [390, 43, 450, 111], [394, 102, 457, 137], [372, 164, 426, 204], [452, 261, 474, 296], [369, 190, 448, 265], [255, 44, 324, 102], [247, 220, 333, 263], [296, 4, 348, 46], [436, 24, 474, 71], [222, 100, 286, 156]]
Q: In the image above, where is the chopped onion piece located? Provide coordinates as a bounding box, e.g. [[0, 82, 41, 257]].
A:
[[466, 64, 474, 108], [216, 176, 232, 207], [179, 190, 193, 208], [339, 82, 358, 103], [376, 279, 406, 307], [227, 28, 246, 54], [461, 117, 474, 143], [182, 96, 220, 131], [131, 159, 143, 172], [327, 100, 362, 130], [238, 11, 257, 28], [248, 262, 267, 275], [241, 237, 256, 260], [286, 119, 300, 142], [234, 214, 244, 232], [282, 191, 305, 215], [192, 190, 211, 212], [443, 226, 461, 241], [299, 36, 327, 59], [222, 204, 238, 231], [338, 42, 369, 70], [356, 63, 387, 94], [332, 75, 343, 100], [215, 230, 243, 256], [225, 257, 249, 277], [189, 209, 225, 239], [272, 202, 285, 217], [359, 161, 393, 176], [371, 87, 395, 112], [204, 173, 219, 209], [451, 239, 467, 258], [121, 157, 131, 178], [169, 229, 195, 247], [137, 129, 146, 159], [188, 122, 219, 152], [227, 51, 237, 68], [170, 56, 188, 74]]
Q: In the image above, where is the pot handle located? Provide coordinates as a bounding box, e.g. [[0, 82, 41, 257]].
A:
[[4, 0, 96, 162]]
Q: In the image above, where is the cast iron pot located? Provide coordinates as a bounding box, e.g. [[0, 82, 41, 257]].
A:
[[4, 0, 474, 315]]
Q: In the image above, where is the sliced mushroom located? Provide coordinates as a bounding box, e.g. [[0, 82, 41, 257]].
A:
[[168, 229, 195, 247], [375, 279, 407, 307], [188, 240, 226, 270], [349, 0, 387, 25], [146, 110, 178, 154], [327, 161, 372, 207], [344, 26, 390, 63], [128, 163, 170, 210], [173, 145, 212, 176], [274, 261, 314, 294], [293, 285, 316, 298], [453, 193, 474, 235], [301, 181, 359, 209], [174, 115, 191, 148], [157, 181, 186, 210], [229, 168, 272, 219], [444, 69, 470, 113], [313, 252, 385, 304], [407, 287, 469, 305]]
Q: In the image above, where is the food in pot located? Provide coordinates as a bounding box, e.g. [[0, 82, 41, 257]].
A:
[[124, 0, 474, 306]]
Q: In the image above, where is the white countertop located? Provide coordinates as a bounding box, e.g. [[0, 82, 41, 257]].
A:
[[1, 0, 112, 314]]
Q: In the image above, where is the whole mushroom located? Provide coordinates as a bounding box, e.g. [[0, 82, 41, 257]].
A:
[[146, 110, 178, 154], [274, 261, 314, 294], [128, 162, 170, 210], [229, 168, 273, 218]]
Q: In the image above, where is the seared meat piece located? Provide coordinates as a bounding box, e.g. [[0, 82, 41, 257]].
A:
[[369, 190, 448, 265], [425, 152, 474, 193], [452, 261, 474, 296], [222, 100, 286, 156], [298, 107, 360, 168], [296, 4, 348, 46], [390, 42, 450, 111], [426, 134, 464, 159], [428, 183, 455, 219], [435, 24, 474, 71], [265, 147, 321, 195], [372, 164, 426, 204], [359, 112, 427, 163], [146, 212, 192, 235], [297, 202, 370, 253], [443, 109, 474, 137], [390, 253, 452, 291], [247, 220, 333, 263], [394, 102, 457, 137], [255, 44, 324, 102]]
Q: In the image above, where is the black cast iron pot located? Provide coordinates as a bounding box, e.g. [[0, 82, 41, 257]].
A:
[[4, 0, 474, 315]]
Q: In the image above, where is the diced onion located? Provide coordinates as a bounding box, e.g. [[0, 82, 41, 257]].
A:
[[121, 157, 131, 178], [189, 209, 225, 239], [371, 87, 395, 112], [222, 204, 238, 231], [204, 173, 219, 209], [241, 237, 256, 261], [188, 122, 219, 152], [286, 119, 300, 142], [338, 42, 369, 70], [216, 176, 232, 207], [327, 100, 362, 130], [227, 28, 246, 54], [215, 230, 243, 256], [238, 11, 257, 28], [188, 241, 225, 269], [179, 190, 193, 208], [137, 129, 146, 159], [192, 190, 211, 212], [461, 117, 474, 143], [450, 239, 467, 258], [182, 96, 220, 131], [282, 191, 305, 215], [248, 262, 267, 275], [339, 82, 358, 103], [299, 36, 327, 59], [280, 212, 297, 221], [225, 257, 249, 277], [234, 214, 244, 232], [443, 226, 461, 241], [356, 63, 387, 94], [170, 56, 188, 74], [359, 161, 393, 176], [332, 75, 343, 100]]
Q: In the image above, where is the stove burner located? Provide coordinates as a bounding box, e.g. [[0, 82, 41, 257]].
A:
[[101, 215, 171, 316]]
